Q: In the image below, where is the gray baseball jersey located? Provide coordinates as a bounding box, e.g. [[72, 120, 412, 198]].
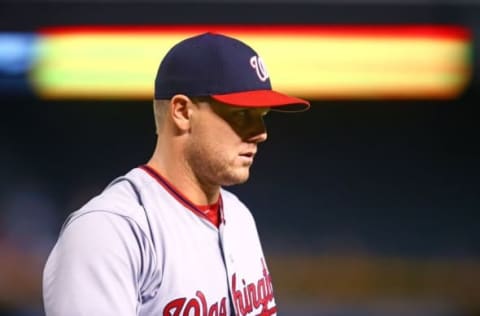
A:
[[43, 166, 277, 316]]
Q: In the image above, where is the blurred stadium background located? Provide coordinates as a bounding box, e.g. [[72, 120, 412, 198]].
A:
[[1, 0, 479, 315]]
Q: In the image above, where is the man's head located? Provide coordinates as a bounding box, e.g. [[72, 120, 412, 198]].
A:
[[152, 33, 309, 187], [153, 95, 268, 186]]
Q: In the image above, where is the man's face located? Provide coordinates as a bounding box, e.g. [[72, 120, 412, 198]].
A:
[[185, 98, 269, 187]]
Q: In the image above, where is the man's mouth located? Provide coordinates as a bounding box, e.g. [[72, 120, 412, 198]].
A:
[[240, 152, 254, 158], [239, 151, 256, 164]]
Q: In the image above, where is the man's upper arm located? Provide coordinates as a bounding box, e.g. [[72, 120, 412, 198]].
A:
[[43, 211, 144, 316]]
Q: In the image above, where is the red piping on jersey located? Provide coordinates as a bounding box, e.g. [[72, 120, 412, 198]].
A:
[[139, 165, 225, 226]]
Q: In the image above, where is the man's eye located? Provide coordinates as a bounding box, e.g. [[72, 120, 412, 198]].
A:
[[233, 110, 248, 118]]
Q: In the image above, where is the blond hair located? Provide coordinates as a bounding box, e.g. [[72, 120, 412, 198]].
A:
[[152, 99, 170, 134]]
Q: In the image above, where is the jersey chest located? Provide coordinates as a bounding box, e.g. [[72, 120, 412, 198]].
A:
[[133, 172, 277, 316], [140, 195, 231, 316]]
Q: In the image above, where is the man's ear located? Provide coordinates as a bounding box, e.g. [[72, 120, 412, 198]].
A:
[[170, 94, 193, 132]]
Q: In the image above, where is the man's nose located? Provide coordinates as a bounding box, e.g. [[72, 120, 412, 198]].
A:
[[245, 118, 268, 143]]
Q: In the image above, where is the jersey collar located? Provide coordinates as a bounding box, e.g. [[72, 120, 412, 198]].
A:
[[139, 165, 225, 227]]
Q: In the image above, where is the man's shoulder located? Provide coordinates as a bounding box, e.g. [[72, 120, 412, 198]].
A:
[[220, 188, 243, 206], [220, 188, 255, 222], [65, 167, 150, 231]]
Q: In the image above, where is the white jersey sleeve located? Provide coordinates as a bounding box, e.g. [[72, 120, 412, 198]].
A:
[[43, 179, 158, 316]]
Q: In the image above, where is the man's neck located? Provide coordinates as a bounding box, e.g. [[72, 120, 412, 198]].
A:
[[146, 156, 220, 206]]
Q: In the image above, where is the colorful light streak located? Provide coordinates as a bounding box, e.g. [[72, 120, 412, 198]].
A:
[[30, 25, 472, 100]]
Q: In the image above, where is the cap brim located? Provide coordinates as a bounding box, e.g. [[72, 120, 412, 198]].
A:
[[211, 90, 310, 112]]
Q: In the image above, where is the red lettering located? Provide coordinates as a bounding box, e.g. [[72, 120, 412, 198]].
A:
[[257, 278, 267, 308], [230, 258, 277, 316], [247, 282, 259, 309], [183, 298, 200, 316], [258, 306, 277, 316], [162, 258, 275, 316], [163, 293, 228, 316], [232, 274, 246, 315], [196, 291, 208, 316], [207, 302, 218, 316], [242, 279, 253, 313], [163, 298, 186, 316], [219, 298, 227, 316], [262, 258, 274, 298]]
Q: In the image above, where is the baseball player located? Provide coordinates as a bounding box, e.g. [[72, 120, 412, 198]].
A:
[[42, 32, 310, 316]]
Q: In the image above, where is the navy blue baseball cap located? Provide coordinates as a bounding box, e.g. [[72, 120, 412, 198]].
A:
[[154, 32, 310, 111]]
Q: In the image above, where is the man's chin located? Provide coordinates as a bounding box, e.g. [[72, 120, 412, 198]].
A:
[[221, 171, 250, 186]]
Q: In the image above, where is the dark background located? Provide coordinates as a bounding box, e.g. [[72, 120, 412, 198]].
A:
[[1, 1, 479, 315]]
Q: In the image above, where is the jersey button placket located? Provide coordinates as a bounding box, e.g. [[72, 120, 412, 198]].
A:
[[219, 223, 238, 316]]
